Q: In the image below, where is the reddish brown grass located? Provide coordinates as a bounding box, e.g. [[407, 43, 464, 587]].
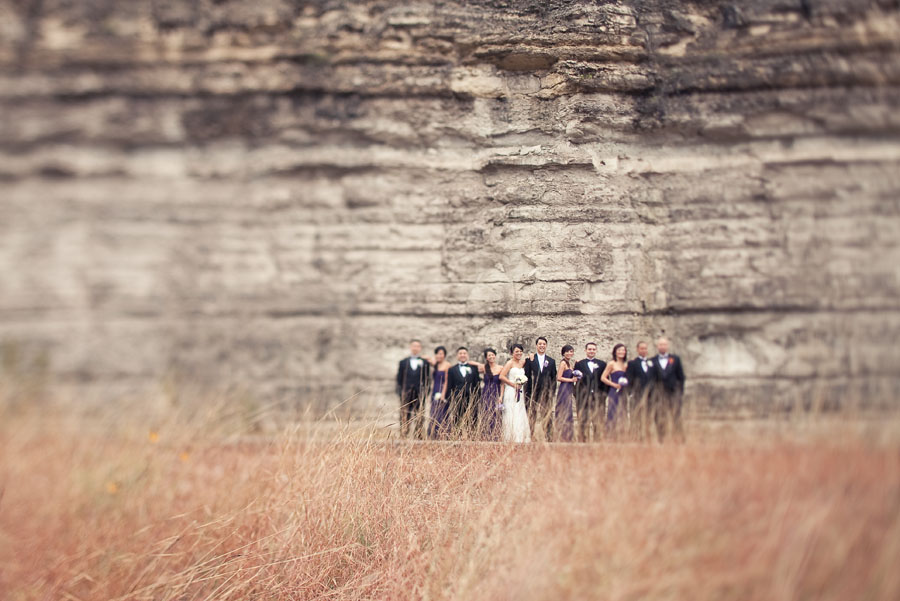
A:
[[1, 404, 898, 601]]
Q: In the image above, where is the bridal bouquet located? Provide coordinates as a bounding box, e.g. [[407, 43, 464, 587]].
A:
[[513, 373, 527, 403]]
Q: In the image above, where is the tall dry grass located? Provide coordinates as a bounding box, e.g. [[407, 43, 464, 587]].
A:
[[1, 396, 899, 601]]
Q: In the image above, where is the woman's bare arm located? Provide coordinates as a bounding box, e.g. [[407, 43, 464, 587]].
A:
[[557, 362, 575, 383], [467, 360, 486, 373], [600, 363, 618, 389], [498, 360, 515, 386]]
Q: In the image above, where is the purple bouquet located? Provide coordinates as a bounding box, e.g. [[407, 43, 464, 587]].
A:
[[572, 370, 584, 380]]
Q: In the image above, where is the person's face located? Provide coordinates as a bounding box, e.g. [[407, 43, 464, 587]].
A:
[[637, 343, 648, 358], [410, 341, 422, 356], [585, 344, 597, 359], [457, 349, 469, 363], [512, 347, 523, 361], [616, 346, 626, 361], [486, 351, 496, 364], [435, 349, 445, 363], [536, 339, 547, 354], [564, 348, 574, 360], [657, 339, 669, 355]]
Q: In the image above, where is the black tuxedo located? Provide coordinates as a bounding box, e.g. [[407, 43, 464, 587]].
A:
[[396, 357, 430, 438], [625, 356, 653, 399], [573, 357, 606, 442], [446, 362, 482, 428], [574, 358, 607, 398], [524, 354, 557, 439], [625, 355, 654, 441], [648, 354, 685, 396], [648, 354, 686, 442]]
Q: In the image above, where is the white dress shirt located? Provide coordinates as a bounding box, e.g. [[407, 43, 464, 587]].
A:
[[536, 354, 546, 372]]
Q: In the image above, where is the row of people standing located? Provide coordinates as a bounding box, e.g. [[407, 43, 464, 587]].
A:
[[396, 336, 686, 443], [396, 343, 501, 440]]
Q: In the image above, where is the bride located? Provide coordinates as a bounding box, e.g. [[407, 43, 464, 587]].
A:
[[498, 343, 531, 443]]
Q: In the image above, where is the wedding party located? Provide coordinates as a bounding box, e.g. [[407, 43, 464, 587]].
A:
[[396, 336, 686, 443]]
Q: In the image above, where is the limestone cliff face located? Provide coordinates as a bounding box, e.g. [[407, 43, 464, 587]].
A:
[[2, 1, 899, 416]]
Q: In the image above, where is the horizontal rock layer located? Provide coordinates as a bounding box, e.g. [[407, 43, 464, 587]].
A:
[[1, 0, 899, 416]]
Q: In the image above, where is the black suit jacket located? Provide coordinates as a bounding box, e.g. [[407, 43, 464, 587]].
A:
[[446, 362, 482, 404], [574, 358, 607, 402], [648, 354, 686, 397], [625, 356, 653, 398], [524, 354, 557, 404], [396, 357, 430, 396]]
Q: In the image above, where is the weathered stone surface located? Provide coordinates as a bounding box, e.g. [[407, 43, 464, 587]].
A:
[[1, 0, 899, 418]]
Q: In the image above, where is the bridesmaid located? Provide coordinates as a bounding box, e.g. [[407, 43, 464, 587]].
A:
[[425, 346, 451, 439], [480, 348, 502, 440], [555, 344, 578, 442], [600, 343, 629, 439]]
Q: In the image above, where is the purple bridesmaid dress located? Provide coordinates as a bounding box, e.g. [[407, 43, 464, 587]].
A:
[[481, 372, 502, 440], [429, 369, 449, 439], [555, 369, 575, 441], [606, 370, 627, 435]]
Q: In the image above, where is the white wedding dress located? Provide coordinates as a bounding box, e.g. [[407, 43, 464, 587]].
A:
[[501, 367, 531, 443]]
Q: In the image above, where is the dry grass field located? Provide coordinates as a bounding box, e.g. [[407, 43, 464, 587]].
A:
[[1, 397, 899, 601]]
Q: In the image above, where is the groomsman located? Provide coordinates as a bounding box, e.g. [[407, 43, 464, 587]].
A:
[[396, 339, 430, 438], [446, 347, 482, 434], [525, 336, 557, 440], [625, 341, 653, 440], [574, 342, 606, 442], [648, 337, 686, 442]]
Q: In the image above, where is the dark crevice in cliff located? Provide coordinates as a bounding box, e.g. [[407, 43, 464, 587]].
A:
[[254, 304, 900, 321], [12, 0, 43, 73]]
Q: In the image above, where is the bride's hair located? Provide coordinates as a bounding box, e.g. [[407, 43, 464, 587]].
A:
[[511, 343, 524, 353]]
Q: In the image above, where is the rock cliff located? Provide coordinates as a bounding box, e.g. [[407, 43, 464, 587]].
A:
[[2, 0, 899, 417]]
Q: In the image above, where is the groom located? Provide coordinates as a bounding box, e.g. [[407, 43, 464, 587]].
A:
[[446, 347, 482, 434], [525, 336, 557, 440]]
